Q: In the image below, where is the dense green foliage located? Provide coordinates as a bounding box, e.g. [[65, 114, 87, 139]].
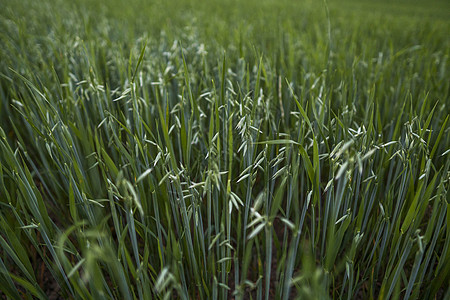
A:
[[0, 0, 449, 298]]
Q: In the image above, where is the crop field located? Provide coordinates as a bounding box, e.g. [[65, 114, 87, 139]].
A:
[[0, 0, 449, 299]]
